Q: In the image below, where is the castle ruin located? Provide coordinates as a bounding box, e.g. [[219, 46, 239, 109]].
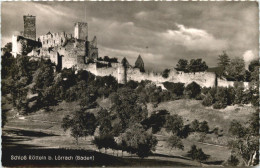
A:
[[11, 15, 249, 89]]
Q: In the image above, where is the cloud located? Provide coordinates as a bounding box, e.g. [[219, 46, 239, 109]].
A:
[[243, 50, 258, 69], [134, 11, 148, 20], [161, 24, 227, 51], [1, 2, 258, 72]]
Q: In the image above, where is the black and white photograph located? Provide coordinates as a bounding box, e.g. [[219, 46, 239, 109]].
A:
[[1, 1, 259, 167]]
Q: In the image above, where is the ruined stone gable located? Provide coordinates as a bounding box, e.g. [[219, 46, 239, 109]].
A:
[[39, 32, 72, 48]]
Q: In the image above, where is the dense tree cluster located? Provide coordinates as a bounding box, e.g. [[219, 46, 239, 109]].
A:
[[217, 52, 259, 83], [163, 81, 202, 100], [97, 56, 118, 63], [175, 58, 208, 73], [2, 44, 258, 163], [201, 85, 258, 109]]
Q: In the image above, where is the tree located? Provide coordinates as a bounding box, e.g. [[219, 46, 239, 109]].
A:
[[162, 69, 171, 78], [184, 82, 201, 99], [248, 60, 259, 88], [93, 135, 117, 154], [62, 110, 97, 144], [202, 93, 214, 107], [121, 124, 158, 158], [248, 59, 259, 72], [187, 145, 210, 165], [217, 51, 230, 76], [126, 80, 138, 89], [175, 59, 188, 72], [142, 110, 169, 133], [227, 154, 240, 166], [213, 87, 228, 109], [167, 135, 184, 152], [2, 109, 8, 128], [228, 111, 259, 166], [190, 119, 200, 132], [97, 108, 113, 137], [225, 58, 246, 81], [38, 86, 58, 110], [1, 43, 15, 79], [110, 87, 148, 130], [163, 82, 185, 97], [234, 86, 244, 105], [199, 121, 209, 133], [164, 114, 184, 135], [187, 59, 208, 73], [33, 59, 54, 89]]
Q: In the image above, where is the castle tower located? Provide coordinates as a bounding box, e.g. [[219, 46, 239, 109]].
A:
[[23, 15, 36, 40], [74, 22, 88, 40], [135, 54, 145, 72]]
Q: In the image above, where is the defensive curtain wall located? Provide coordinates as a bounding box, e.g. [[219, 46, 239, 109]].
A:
[[75, 58, 246, 89]]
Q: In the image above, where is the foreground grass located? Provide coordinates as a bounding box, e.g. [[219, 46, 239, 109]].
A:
[[2, 98, 255, 167]]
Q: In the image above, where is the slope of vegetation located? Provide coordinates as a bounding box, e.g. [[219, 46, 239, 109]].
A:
[[1, 43, 259, 167]]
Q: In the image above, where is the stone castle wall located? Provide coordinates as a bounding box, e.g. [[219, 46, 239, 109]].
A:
[[12, 35, 41, 58], [76, 62, 249, 90], [39, 32, 72, 48]]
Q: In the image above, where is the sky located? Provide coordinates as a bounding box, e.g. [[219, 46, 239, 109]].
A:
[[1, 2, 258, 71]]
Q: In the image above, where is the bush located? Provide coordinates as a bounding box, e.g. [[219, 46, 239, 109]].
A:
[[162, 69, 170, 78], [199, 121, 209, 133], [190, 119, 200, 132], [201, 87, 211, 95], [226, 87, 235, 105], [163, 82, 185, 96], [126, 80, 138, 89], [214, 87, 228, 108], [202, 93, 214, 106], [187, 145, 210, 163], [184, 82, 201, 99], [142, 110, 169, 134], [227, 154, 240, 166], [213, 101, 227, 109]]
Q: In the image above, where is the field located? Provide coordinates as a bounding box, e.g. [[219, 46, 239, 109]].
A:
[[2, 96, 255, 167]]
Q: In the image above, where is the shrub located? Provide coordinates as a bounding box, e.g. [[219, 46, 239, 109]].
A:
[[187, 145, 210, 163], [213, 101, 227, 109], [167, 135, 184, 151], [201, 87, 211, 95], [199, 121, 209, 133], [162, 69, 170, 78], [213, 87, 228, 108], [190, 119, 200, 132], [163, 82, 185, 96], [202, 93, 214, 106], [184, 82, 201, 99], [126, 80, 138, 89], [226, 87, 235, 105], [227, 154, 240, 166]]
